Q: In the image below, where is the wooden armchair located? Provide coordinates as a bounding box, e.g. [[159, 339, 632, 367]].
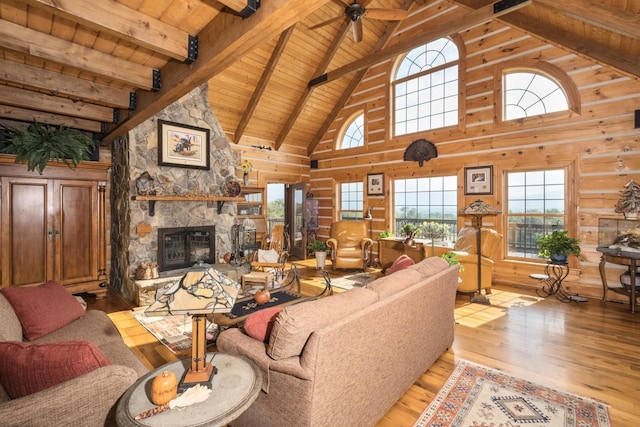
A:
[[426, 227, 503, 294], [326, 221, 373, 271], [250, 224, 290, 280]]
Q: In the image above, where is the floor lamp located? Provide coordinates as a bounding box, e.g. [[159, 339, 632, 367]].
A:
[[459, 200, 500, 304], [365, 207, 377, 268]]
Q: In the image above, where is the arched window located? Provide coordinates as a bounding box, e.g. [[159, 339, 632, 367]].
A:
[[503, 72, 569, 120], [393, 38, 460, 136], [340, 113, 364, 149]]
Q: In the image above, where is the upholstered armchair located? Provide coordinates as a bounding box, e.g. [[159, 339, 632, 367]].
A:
[[326, 221, 373, 271], [426, 227, 503, 294]]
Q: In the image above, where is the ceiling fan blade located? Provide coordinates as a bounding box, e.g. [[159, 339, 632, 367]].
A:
[[352, 19, 363, 43], [364, 8, 410, 21], [309, 15, 345, 30]]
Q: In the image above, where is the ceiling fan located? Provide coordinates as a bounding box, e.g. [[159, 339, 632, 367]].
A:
[[311, 0, 410, 43]]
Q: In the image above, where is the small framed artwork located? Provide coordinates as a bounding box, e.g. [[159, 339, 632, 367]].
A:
[[158, 120, 210, 170], [464, 165, 493, 195], [367, 173, 384, 196]]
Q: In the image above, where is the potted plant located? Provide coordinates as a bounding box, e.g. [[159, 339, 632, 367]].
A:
[[1, 121, 94, 174], [536, 230, 581, 263], [307, 239, 329, 269], [614, 179, 640, 220], [401, 223, 420, 245], [440, 251, 464, 271]]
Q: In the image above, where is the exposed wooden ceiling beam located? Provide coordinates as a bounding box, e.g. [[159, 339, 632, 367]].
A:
[[0, 85, 114, 123], [309, 0, 532, 87], [0, 104, 103, 133], [274, 17, 352, 150], [307, 0, 415, 155], [102, 0, 333, 142], [449, 0, 640, 80], [0, 59, 131, 109], [533, 0, 640, 41], [234, 25, 296, 143], [217, 0, 252, 14], [21, 0, 193, 62], [0, 19, 156, 90]]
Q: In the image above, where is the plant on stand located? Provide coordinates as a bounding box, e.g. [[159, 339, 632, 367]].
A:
[[614, 179, 640, 220], [307, 239, 329, 269], [401, 223, 421, 246], [536, 230, 581, 263]]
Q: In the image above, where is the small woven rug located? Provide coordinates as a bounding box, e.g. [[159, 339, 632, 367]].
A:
[[414, 360, 611, 427], [326, 272, 378, 290]]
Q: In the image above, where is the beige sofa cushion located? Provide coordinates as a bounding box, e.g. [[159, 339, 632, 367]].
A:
[[367, 257, 449, 298], [0, 294, 23, 342], [408, 256, 449, 276], [267, 287, 378, 360]]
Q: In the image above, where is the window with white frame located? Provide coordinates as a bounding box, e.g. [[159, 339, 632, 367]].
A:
[[340, 113, 364, 149], [394, 176, 458, 242], [503, 72, 569, 120], [505, 169, 566, 259], [340, 182, 363, 220], [393, 38, 459, 136]]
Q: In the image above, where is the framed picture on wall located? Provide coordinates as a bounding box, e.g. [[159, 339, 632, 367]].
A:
[[464, 165, 493, 195], [158, 120, 210, 170], [367, 173, 384, 196]]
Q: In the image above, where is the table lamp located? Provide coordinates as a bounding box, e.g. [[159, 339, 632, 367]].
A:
[[459, 199, 501, 304], [146, 261, 240, 390]]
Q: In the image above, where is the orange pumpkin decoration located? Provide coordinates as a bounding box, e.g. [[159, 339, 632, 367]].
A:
[[254, 290, 271, 305], [151, 370, 178, 405]]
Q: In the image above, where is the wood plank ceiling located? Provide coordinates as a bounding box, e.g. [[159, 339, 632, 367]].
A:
[[0, 0, 638, 155]]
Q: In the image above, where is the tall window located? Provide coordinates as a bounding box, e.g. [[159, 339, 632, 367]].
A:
[[506, 169, 566, 259], [340, 113, 364, 149], [340, 182, 363, 220], [393, 38, 459, 136], [394, 176, 457, 242], [504, 72, 568, 120]]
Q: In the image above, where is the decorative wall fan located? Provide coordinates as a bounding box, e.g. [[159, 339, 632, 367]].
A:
[[311, 0, 409, 43]]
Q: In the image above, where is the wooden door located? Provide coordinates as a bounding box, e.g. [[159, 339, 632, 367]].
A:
[[287, 183, 307, 260], [55, 180, 99, 285], [1, 177, 53, 287]]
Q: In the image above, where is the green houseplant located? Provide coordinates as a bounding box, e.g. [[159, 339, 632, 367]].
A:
[[536, 230, 581, 262], [307, 239, 329, 269], [1, 121, 94, 174]]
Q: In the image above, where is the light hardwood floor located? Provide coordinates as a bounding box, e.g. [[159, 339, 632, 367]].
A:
[[92, 262, 640, 426]]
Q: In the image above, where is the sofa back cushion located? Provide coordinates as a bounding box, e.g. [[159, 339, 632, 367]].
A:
[[1, 281, 85, 340], [0, 293, 23, 342], [408, 256, 449, 277], [267, 287, 378, 360]]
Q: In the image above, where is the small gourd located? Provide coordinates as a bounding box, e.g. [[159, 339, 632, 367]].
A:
[[254, 289, 270, 305], [151, 370, 178, 405]]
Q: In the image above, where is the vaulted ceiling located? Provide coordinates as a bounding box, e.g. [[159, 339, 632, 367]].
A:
[[0, 0, 638, 156]]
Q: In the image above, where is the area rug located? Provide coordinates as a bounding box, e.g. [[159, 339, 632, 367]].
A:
[[225, 290, 301, 318], [326, 272, 378, 290], [130, 308, 217, 354], [414, 360, 611, 427]]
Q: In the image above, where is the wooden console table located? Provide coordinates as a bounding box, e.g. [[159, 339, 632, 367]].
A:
[[378, 238, 426, 272], [597, 247, 639, 314]]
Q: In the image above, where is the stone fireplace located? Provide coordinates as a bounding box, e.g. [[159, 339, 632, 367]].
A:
[[115, 83, 246, 303]]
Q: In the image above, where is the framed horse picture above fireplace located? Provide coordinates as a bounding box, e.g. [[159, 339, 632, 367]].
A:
[[158, 120, 210, 170]]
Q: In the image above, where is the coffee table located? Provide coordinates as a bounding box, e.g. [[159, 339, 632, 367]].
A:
[[116, 353, 261, 426]]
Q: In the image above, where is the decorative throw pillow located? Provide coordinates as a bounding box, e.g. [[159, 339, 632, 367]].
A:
[[386, 254, 415, 275], [1, 281, 85, 340], [0, 340, 111, 399], [258, 249, 279, 263], [243, 306, 284, 342]]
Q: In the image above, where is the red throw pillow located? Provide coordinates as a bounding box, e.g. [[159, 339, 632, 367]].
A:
[[0, 340, 111, 399], [244, 306, 284, 342], [387, 254, 415, 275], [1, 281, 85, 340]]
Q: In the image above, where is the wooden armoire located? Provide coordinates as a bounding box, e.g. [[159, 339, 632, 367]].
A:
[[0, 160, 109, 296]]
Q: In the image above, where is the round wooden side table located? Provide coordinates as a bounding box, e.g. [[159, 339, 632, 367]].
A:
[[116, 353, 261, 426]]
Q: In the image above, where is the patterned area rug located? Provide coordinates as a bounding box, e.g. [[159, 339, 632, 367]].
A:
[[414, 360, 611, 427], [326, 272, 378, 290], [130, 308, 217, 353]]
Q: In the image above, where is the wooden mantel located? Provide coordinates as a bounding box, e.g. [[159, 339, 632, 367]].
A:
[[131, 195, 244, 215]]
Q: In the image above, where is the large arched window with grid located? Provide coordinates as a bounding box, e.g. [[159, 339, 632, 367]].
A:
[[503, 72, 569, 120], [393, 38, 460, 136]]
